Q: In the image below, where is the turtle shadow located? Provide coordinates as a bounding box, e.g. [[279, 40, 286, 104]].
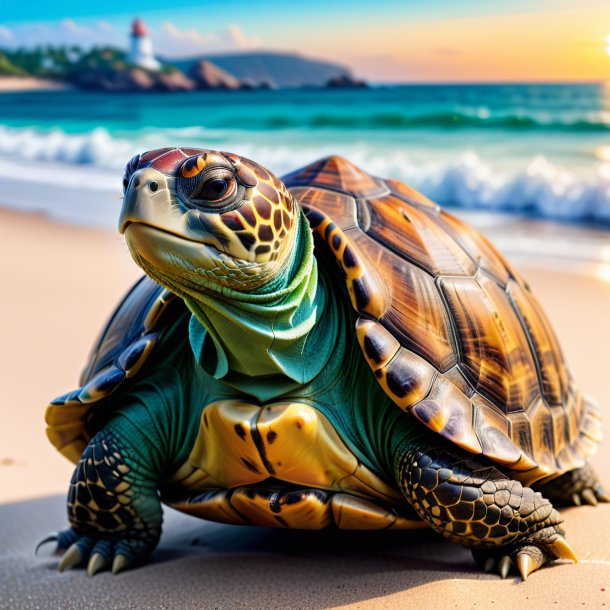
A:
[[143, 508, 483, 608]]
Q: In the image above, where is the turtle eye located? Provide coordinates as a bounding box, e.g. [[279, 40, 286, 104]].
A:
[[201, 178, 232, 201], [178, 167, 243, 211], [190, 171, 235, 204]]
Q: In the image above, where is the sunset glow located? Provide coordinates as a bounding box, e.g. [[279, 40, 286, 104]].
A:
[[3, 1, 610, 82]]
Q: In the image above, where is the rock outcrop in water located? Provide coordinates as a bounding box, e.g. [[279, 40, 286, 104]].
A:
[[187, 60, 242, 90], [168, 51, 357, 89], [325, 74, 369, 89], [71, 67, 197, 92]]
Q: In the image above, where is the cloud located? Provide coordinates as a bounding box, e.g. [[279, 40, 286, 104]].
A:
[[0, 18, 261, 58], [0, 19, 122, 49], [152, 22, 261, 58], [0, 25, 15, 44]]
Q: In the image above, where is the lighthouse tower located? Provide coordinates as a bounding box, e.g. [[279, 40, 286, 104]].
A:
[[128, 18, 160, 71]]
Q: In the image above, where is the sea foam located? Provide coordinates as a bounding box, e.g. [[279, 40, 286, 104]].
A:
[[1, 125, 610, 226]]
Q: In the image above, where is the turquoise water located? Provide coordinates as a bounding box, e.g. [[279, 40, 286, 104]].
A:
[[1, 83, 610, 224]]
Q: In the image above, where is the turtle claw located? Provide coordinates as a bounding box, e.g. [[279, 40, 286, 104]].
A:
[[587, 485, 610, 505], [47, 527, 150, 575], [580, 489, 598, 506], [471, 530, 576, 581], [87, 553, 109, 577], [549, 537, 578, 563], [35, 533, 59, 557], [59, 544, 83, 572], [596, 487, 610, 503], [516, 553, 535, 581], [538, 466, 608, 507], [570, 487, 607, 507], [498, 555, 513, 579], [111, 554, 131, 575], [476, 548, 546, 582]]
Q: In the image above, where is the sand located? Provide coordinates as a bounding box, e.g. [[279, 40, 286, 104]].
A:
[[0, 208, 609, 609], [0, 76, 73, 92]]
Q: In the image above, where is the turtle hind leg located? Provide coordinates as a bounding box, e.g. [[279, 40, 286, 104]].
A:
[[535, 463, 610, 507], [39, 426, 163, 576], [394, 438, 577, 580]]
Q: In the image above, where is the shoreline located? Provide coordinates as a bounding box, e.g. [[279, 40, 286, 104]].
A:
[[0, 76, 73, 92]]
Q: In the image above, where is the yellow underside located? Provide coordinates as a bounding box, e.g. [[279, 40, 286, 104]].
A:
[[166, 400, 424, 530]]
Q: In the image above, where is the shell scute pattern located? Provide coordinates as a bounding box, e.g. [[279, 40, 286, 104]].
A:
[[283, 155, 387, 198], [410, 374, 483, 455], [294, 185, 387, 319], [472, 396, 523, 465], [386, 178, 438, 211], [367, 195, 476, 277], [527, 398, 556, 468], [287, 155, 601, 481], [381, 255, 456, 372], [438, 211, 512, 286], [289, 186, 358, 229], [438, 272, 540, 413], [507, 279, 568, 406]]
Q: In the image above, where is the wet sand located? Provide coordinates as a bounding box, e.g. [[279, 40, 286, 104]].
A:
[[0, 208, 609, 609]]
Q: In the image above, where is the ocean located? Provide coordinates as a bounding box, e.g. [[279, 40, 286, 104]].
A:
[[2, 83, 610, 228]]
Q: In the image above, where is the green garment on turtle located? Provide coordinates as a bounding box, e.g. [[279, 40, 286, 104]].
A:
[[185, 213, 340, 401]]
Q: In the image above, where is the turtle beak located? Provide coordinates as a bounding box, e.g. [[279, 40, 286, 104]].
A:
[[119, 168, 170, 234]]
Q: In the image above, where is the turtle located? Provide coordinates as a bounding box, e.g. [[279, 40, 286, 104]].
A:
[[41, 148, 608, 581]]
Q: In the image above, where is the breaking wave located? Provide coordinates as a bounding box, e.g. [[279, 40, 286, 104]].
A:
[[237, 111, 610, 132], [2, 125, 610, 226]]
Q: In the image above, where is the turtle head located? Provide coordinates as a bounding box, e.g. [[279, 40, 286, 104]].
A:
[[119, 148, 299, 294]]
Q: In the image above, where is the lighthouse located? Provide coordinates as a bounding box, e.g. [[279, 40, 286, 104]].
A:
[[128, 18, 161, 71]]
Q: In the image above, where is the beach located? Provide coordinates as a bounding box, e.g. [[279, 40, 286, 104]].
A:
[[0, 206, 609, 609], [0, 76, 72, 92]]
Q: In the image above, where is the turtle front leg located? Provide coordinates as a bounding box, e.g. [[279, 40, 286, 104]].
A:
[[39, 426, 163, 576], [394, 439, 577, 580], [535, 463, 610, 507]]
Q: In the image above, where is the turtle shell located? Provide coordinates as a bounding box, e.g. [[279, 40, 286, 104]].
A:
[[283, 155, 602, 485], [46, 276, 188, 463]]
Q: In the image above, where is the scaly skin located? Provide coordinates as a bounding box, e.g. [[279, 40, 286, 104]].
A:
[[47, 426, 163, 575], [394, 432, 577, 580]]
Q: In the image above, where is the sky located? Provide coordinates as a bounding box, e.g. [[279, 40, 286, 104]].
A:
[[2, 0, 610, 82]]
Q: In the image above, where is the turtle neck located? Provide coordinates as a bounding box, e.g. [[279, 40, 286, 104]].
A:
[[185, 212, 340, 401]]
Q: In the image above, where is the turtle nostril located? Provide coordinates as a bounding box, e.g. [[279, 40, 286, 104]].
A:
[[149, 181, 159, 192]]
